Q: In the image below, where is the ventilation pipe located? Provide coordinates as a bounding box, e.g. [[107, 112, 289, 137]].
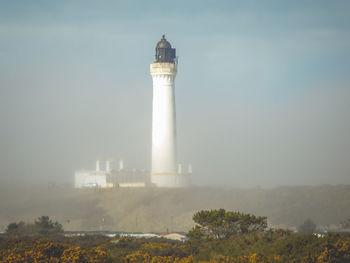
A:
[[119, 158, 124, 171], [178, 163, 182, 174], [106, 159, 112, 173], [96, 159, 100, 171], [188, 164, 192, 174]]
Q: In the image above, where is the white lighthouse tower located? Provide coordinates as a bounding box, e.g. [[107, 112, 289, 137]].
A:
[[150, 35, 190, 187]]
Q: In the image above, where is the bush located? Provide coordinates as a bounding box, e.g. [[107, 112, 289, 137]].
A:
[[5, 216, 63, 238]]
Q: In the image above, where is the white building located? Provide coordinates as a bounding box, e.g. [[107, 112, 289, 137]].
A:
[[150, 35, 191, 187], [74, 159, 149, 188], [74, 170, 109, 188], [161, 232, 187, 242], [74, 36, 191, 189], [74, 160, 113, 188]]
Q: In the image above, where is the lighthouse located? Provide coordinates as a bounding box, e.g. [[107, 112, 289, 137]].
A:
[[150, 35, 190, 187]]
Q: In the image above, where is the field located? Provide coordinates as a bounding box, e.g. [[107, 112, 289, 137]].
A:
[[1, 184, 350, 232]]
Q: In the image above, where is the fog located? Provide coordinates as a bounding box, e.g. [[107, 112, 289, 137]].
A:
[[1, 185, 349, 232], [1, 0, 350, 187]]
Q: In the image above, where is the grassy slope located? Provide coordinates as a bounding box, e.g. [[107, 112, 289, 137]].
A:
[[0, 185, 349, 232]]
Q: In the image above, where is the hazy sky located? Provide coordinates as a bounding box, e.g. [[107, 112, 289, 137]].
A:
[[1, 0, 349, 187]]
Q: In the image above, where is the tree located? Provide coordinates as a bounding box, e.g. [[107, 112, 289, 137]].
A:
[[298, 219, 316, 234], [188, 209, 267, 239], [5, 216, 63, 238], [340, 217, 350, 230], [5, 221, 25, 238], [35, 216, 63, 235]]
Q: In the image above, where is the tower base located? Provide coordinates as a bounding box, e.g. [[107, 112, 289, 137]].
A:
[[150, 173, 191, 188]]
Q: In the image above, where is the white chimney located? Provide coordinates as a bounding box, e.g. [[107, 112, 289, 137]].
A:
[[178, 163, 182, 174], [188, 163, 192, 174], [106, 159, 112, 173], [119, 158, 124, 171], [96, 160, 100, 171]]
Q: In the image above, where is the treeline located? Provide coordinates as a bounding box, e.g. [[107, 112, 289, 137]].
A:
[[5, 216, 63, 238], [1, 210, 350, 263], [1, 185, 350, 232]]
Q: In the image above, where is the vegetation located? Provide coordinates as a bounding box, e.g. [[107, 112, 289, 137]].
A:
[[340, 217, 350, 230], [298, 219, 317, 234], [1, 185, 350, 232], [5, 216, 63, 238], [0, 211, 350, 263], [189, 209, 267, 239]]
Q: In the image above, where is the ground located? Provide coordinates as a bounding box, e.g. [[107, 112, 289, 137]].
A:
[[0, 184, 349, 232]]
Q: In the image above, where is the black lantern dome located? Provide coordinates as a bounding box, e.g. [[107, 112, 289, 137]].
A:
[[155, 35, 176, 63]]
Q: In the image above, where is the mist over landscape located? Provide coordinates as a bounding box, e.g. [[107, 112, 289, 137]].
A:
[[1, 2, 350, 263], [1, 0, 349, 188], [1, 184, 350, 233], [1, 0, 350, 234]]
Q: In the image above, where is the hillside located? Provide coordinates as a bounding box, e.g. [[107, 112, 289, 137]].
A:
[[0, 185, 349, 232]]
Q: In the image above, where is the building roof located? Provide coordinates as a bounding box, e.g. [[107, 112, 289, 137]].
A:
[[156, 35, 172, 49], [154, 35, 176, 63]]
